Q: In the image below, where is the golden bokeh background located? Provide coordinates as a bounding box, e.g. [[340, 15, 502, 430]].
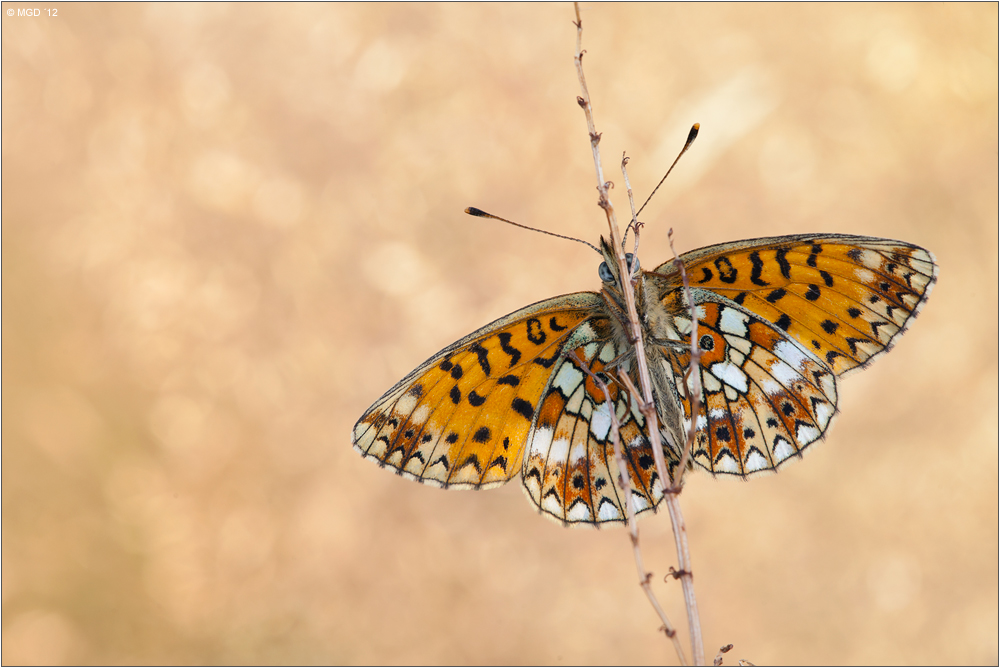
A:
[[3, 3, 997, 665]]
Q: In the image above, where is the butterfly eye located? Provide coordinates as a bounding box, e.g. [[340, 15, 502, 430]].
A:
[[626, 253, 640, 275], [598, 261, 614, 282]]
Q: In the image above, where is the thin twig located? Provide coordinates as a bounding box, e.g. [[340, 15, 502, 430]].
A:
[[572, 4, 705, 665], [567, 351, 688, 665], [621, 153, 641, 257], [572, 0, 671, 526], [667, 228, 702, 486]]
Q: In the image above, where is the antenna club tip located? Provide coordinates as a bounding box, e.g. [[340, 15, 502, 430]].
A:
[[465, 206, 486, 217], [686, 124, 700, 143]]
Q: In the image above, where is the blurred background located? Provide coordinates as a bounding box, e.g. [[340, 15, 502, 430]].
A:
[[2, 3, 997, 665]]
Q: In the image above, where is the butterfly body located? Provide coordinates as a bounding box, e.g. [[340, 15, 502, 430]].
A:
[[353, 233, 937, 526]]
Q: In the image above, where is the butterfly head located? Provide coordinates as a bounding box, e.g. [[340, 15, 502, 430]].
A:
[[597, 236, 641, 287]]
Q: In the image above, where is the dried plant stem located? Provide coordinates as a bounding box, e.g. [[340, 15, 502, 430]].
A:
[[572, 4, 705, 665], [668, 229, 703, 481], [568, 352, 688, 665], [572, 2, 670, 521]]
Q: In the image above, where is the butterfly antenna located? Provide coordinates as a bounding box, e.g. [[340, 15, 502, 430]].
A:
[[465, 207, 600, 254], [635, 123, 700, 218]]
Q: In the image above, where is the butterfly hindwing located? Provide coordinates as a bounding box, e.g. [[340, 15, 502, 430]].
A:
[[659, 293, 838, 476], [521, 330, 677, 525], [654, 235, 938, 377], [353, 293, 603, 489]]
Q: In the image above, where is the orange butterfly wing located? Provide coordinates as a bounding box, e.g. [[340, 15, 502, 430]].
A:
[[654, 234, 938, 376], [353, 293, 604, 489], [650, 235, 937, 475]]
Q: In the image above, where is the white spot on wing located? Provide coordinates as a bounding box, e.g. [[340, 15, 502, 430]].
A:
[[725, 334, 752, 355], [542, 492, 563, 516], [529, 427, 553, 457], [590, 402, 613, 440], [745, 450, 769, 472], [715, 452, 740, 474], [598, 499, 622, 522], [710, 361, 749, 393], [769, 358, 802, 387], [567, 502, 592, 522], [395, 392, 418, 416], [774, 340, 811, 370], [570, 440, 587, 462], [553, 363, 584, 396], [814, 400, 835, 428], [720, 307, 749, 336], [854, 267, 876, 282], [759, 376, 782, 396], [411, 404, 429, 425], [565, 383, 585, 414], [772, 437, 795, 462], [796, 422, 820, 444], [630, 494, 650, 512], [548, 437, 570, 463]]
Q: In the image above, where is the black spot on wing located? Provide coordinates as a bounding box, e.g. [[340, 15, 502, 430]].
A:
[[533, 348, 561, 368], [467, 390, 486, 407], [715, 256, 738, 283], [497, 332, 522, 367], [808, 244, 822, 267], [526, 318, 546, 345], [749, 251, 769, 286], [775, 248, 792, 279], [469, 341, 491, 376], [461, 454, 482, 475], [511, 397, 534, 419], [473, 426, 491, 443]]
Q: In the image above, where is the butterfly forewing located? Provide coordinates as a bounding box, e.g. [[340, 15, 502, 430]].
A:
[[654, 235, 938, 376], [353, 293, 603, 489]]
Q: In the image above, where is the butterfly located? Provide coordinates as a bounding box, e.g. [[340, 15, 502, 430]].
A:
[[353, 231, 937, 526]]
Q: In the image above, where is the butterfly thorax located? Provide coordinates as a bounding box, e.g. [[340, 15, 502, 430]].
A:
[[596, 239, 690, 458]]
